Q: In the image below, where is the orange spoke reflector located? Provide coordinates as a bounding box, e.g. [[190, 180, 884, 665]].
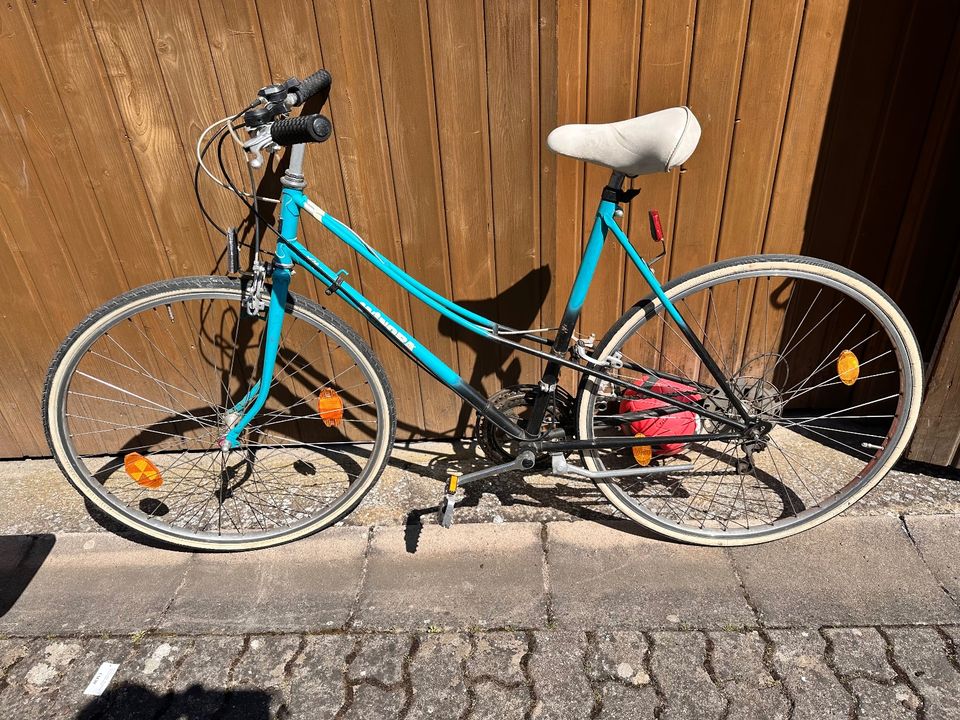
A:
[[123, 452, 163, 489], [317, 387, 344, 427], [631, 434, 652, 467], [837, 349, 860, 386]]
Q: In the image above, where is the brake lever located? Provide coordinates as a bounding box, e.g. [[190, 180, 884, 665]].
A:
[[242, 125, 278, 169]]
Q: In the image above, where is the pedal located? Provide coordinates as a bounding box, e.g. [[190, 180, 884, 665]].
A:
[[437, 494, 457, 528], [437, 474, 459, 529]]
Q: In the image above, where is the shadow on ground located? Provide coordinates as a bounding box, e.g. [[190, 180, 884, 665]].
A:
[[74, 683, 272, 719], [0, 533, 54, 618]]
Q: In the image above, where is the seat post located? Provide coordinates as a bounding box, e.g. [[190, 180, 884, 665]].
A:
[[601, 171, 626, 202]]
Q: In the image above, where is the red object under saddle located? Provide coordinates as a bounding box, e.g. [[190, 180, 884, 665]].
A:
[[620, 375, 702, 457]]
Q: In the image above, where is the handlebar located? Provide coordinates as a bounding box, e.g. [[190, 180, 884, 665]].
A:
[[243, 69, 334, 146], [271, 114, 332, 146], [291, 69, 331, 106]]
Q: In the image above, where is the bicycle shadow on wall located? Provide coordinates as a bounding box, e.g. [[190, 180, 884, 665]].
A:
[[436, 265, 552, 444]]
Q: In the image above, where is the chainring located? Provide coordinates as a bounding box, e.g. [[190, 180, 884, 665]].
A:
[[476, 384, 574, 463]]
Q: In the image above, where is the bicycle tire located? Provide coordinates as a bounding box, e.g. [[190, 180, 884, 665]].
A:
[[576, 255, 923, 545], [43, 275, 396, 550]]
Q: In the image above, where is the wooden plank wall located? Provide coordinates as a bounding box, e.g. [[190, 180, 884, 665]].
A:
[[0, 0, 874, 457]]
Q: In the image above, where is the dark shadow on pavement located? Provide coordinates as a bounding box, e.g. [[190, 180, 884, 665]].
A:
[[0, 533, 55, 618], [75, 682, 272, 719]]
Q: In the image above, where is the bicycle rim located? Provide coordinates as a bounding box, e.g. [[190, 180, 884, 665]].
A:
[[576, 256, 922, 545], [44, 277, 394, 550]]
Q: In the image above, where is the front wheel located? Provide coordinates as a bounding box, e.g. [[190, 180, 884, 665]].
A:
[[576, 255, 923, 545], [43, 276, 396, 550]]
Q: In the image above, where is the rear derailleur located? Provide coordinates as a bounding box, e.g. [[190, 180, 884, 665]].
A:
[[735, 420, 773, 475]]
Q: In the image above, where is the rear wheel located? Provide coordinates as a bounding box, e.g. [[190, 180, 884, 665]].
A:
[[43, 276, 395, 550], [576, 255, 922, 545]]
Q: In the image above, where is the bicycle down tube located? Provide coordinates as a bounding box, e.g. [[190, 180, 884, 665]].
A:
[[225, 173, 752, 448]]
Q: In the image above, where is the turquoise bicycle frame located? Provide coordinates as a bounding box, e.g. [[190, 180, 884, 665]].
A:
[[224, 172, 749, 450]]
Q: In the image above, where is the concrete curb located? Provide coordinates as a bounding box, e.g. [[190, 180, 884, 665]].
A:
[[2, 514, 959, 637]]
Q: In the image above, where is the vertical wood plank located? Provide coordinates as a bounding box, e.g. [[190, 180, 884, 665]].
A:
[[707, 0, 805, 373], [428, 0, 500, 431], [579, 0, 643, 342], [256, 0, 372, 341], [311, 0, 426, 437], [369, 0, 460, 434], [622, 0, 696, 312], [26, 0, 175, 283], [762, 0, 850, 256], [485, 0, 542, 385], [551, 0, 588, 395], [660, 0, 751, 380], [83, 0, 218, 275], [910, 291, 960, 466]]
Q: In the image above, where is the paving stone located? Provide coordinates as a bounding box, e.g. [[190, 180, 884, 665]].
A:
[[731, 516, 960, 626], [824, 627, 896, 681], [599, 681, 657, 719], [650, 631, 725, 720], [359, 523, 545, 631], [287, 635, 354, 719], [768, 629, 852, 720], [943, 625, 960, 647], [0, 637, 31, 677], [156, 636, 247, 720], [220, 634, 302, 717], [709, 631, 788, 720], [0, 533, 192, 634], [1, 638, 102, 720], [904, 515, 960, 604], [91, 636, 198, 719], [349, 633, 409, 685], [587, 630, 650, 686], [466, 631, 527, 685], [407, 634, 471, 719], [161, 527, 367, 633], [470, 679, 531, 719], [528, 631, 594, 719], [548, 521, 754, 629], [344, 682, 405, 719], [849, 677, 918, 720], [886, 626, 960, 720]]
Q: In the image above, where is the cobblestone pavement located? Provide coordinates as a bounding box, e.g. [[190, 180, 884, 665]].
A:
[[2, 626, 959, 719]]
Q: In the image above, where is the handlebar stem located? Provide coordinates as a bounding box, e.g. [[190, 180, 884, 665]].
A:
[[280, 143, 307, 189]]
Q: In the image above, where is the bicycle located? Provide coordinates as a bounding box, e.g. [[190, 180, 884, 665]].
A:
[[42, 69, 923, 550]]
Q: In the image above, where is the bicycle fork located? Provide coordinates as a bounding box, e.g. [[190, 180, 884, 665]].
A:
[[219, 256, 291, 452]]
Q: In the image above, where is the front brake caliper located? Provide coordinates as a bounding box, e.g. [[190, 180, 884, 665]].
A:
[[243, 261, 268, 316]]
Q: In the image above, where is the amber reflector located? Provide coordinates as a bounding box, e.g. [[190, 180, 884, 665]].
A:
[[837, 350, 860, 386], [317, 387, 344, 427], [124, 452, 163, 489], [631, 434, 652, 467]]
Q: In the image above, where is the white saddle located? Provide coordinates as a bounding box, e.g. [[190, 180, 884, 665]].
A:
[[546, 107, 701, 176]]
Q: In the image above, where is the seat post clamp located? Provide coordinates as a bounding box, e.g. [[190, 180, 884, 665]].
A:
[[601, 186, 642, 204]]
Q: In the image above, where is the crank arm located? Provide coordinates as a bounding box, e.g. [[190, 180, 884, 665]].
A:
[[453, 450, 536, 487]]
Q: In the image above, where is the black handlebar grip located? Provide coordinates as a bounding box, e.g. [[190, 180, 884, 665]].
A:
[[292, 69, 332, 105], [271, 114, 332, 146]]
